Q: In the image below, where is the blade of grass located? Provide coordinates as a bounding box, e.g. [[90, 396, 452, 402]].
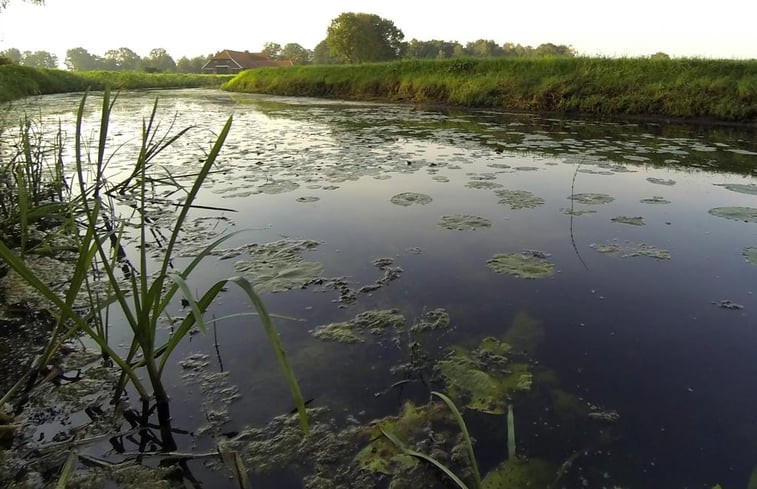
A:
[[432, 391, 482, 489], [381, 428, 471, 489], [54, 451, 78, 489]]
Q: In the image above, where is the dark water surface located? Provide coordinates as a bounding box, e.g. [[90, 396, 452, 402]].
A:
[[7, 89, 757, 488]]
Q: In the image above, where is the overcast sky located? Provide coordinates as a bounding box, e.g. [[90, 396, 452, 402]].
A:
[[1, 0, 755, 65]]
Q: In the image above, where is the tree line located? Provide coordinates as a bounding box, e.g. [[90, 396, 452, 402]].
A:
[[0, 47, 211, 72], [1, 12, 579, 72], [268, 12, 577, 65]]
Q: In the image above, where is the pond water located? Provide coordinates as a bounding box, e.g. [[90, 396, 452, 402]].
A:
[[4, 88, 757, 488]]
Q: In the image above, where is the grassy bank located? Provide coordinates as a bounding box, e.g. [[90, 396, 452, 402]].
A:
[[223, 57, 757, 122], [0, 64, 231, 102]]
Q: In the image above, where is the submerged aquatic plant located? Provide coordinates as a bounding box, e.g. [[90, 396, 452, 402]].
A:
[[380, 392, 482, 489]]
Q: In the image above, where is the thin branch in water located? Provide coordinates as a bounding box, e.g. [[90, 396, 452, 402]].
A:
[[569, 161, 589, 271]]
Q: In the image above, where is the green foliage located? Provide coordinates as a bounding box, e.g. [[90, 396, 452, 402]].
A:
[[262, 42, 282, 60], [18, 50, 58, 69], [177, 54, 210, 73], [103, 47, 141, 71], [65, 47, 102, 71], [0, 64, 230, 102], [223, 56, 757, 121], [280, 43, 312, 65], [0, 48, 22, 63], [142, 48, 176, 73], [325, 12, 404, 63], [0, 0, 43, 9]]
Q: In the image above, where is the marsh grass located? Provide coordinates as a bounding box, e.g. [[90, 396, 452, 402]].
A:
[[0, 64, 231, 103], [0, 89, 308, 456], [223, 57, 757, 121]]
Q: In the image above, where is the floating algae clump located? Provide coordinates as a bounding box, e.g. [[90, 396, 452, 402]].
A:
[[258, 179, 300, 194], [495, 189, 545, 210], [562, 208, 596, 216], [487, 251, 555, 279], [355, 401, 451, 475], [466, 180, 503, 190], [435, 336, 533, 414], [410, 308, 450, 333], [715, 183, 757, 196], [647, 177, 676, 186], [590, 240, 671, 260], [312, 309, 406, 343], [296, 196, 320, 203], [233, 239, 323, 293], [611, 216, 645, 226], [709, 207, 757, 224], [744, 247, 757, 265], [390, 192, 433, 206], [312, 321, 363, 343], [568, 193, 614, 205], [640, 196, 671, 204], [439, 214, 491, 231], [482, 458, 557, 489]]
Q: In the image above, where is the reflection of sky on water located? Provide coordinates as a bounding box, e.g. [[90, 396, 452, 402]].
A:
[[6, 89, 757, 487]]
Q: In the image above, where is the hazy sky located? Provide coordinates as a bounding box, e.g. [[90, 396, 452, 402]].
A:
[[1, 0, 755, 65]]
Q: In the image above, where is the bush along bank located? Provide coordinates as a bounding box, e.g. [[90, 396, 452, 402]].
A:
[[0, 64, 231, 102], [222, 57, 757, 123]]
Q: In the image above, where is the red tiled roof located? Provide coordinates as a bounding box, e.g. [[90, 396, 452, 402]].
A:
[[209, 49, 292, 68]]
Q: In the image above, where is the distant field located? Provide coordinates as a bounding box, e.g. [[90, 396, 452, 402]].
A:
[[223, 57, 757, 122], [0, 65, 231, 102]]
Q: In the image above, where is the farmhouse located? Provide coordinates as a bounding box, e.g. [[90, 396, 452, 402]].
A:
[[201, 50, 293, 74]]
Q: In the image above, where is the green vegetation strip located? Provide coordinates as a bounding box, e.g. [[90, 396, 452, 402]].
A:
[[223, 57, 757, 122], [0, 64, 231, 102]]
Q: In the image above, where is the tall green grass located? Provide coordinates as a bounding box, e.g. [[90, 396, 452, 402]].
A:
[[223, 57, 757, 121], [0, 90, 308, 453], [0, 64, 231, 102]]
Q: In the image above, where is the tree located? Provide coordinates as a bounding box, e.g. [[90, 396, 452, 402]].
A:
[[104, 47, 141, 71], [465, 39, 504, 58], [280, 43, 311, 65], [312, 40, 339, 65], [405, 39, 461, 59], [65, 47, 105, 71], [143, 48, 176, 72], [20, 50, 57, 68], [533, 43, 576, 57], [177, 55, 210, 73], [0, 0, 44, 10], [325, 12, 404, 64], [0, 48, 21, 62], [650, 52, 671, 60], [262, 42, 282, 60]]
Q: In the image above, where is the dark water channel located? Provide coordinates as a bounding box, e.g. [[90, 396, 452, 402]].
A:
[[6, 89, 757, 488]]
